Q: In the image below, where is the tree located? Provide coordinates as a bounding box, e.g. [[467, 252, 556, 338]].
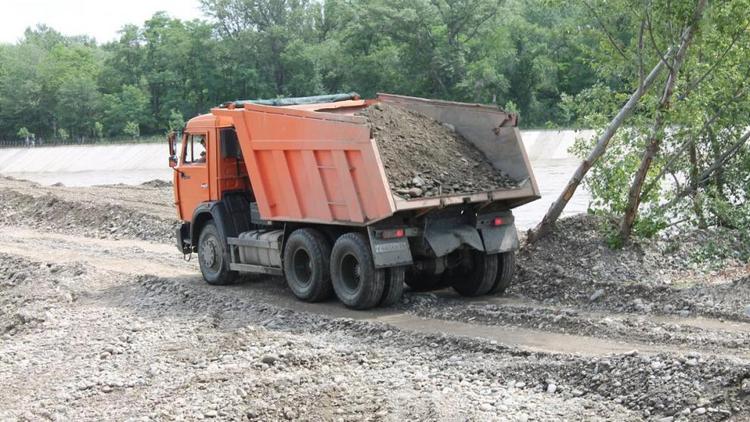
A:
[[57, 128, 69, 141], [539, 0, 750, 246], [528, 57, 669, 243], [123, 121, 140, 138], [93, 122, 104, 139], [101, 85, 151, 136], [168, 109, 185, 132], [619, 0, 709, 241], [17, 127, 32, 141]]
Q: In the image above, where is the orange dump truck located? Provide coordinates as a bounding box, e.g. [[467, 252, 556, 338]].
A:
[[168, 93, 539, 309]]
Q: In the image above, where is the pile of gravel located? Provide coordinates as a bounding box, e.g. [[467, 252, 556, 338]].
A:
[[131, 275, 750, 420], [140, 179, 172, 188], [358, 103, 518, 199], [0, 254, 86, 335], [0, 189, 177, 243], [513, 215, 750, 320]]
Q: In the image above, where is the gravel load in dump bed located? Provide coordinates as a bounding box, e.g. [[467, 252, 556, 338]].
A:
[[358, 103, 518, 199]]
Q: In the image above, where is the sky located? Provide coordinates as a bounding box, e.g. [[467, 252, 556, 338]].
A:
[[0, 0, 205, 44]]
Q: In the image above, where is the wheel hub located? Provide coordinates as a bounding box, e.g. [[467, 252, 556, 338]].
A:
[[293, 248, 313, 285], [201, 239, 219, 268], [340, 254, 362, 293]]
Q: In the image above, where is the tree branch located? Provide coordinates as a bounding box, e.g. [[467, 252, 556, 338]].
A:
[[663, 129, 750, 209], [686, 22, 750, 92], [583, 0, 631, 62], [639, 85, 748, 199], [645, 9, 675, 74]]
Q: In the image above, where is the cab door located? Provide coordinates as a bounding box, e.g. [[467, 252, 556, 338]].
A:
[[175, 132, 210, 220]]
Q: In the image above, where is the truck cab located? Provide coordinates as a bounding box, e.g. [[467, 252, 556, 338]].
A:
[[171, 114, 248, 222]]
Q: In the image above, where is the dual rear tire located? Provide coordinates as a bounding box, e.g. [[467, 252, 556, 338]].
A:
[[282, 228, 334, 302], [405, 251, 516, 297], [283, 230, 404, 310], [449, 251, 515, 296], [329, 233, 405, 309]]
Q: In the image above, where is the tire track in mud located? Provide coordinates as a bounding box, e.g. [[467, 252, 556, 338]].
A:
[[3, 225, 748, 360], [399, 292, 750, 354]]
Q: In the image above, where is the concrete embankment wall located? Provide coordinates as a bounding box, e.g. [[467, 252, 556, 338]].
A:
[[0, 143, 171, 186], [0, 130, 593, 185], [522, 129, 595, 161]]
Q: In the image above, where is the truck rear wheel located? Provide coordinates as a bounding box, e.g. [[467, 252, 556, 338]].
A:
[[380, 266, 405, 307], [198, 221, 237, 285], [330, 233, 385, 310], [488, 252, 515, 295], [283, 228, 333, 302], [450, 251, 498, 297]]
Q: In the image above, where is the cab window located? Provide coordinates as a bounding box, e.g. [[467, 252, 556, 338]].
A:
[[182, 134, 207, 165], [220, 128, 242, 160]]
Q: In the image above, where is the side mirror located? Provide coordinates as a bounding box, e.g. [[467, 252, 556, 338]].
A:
[[168, 131, 178, 168]]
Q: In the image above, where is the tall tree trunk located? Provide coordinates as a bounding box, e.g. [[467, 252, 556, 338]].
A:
[[687, 138, 707, 228], [619, 0, 708, 241], [526, 56, 668, 244]]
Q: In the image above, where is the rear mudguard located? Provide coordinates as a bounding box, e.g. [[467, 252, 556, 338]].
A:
[[423, 210, 519, 258]]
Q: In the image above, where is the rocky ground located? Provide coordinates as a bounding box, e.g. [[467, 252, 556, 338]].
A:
[[359, 103, 518, 198], [1, 177, 749, 421]]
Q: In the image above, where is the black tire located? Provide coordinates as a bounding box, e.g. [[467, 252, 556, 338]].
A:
[[198, 221, 237, 285], [330, 233, 385, 310], [380, 266, 405, 307], [450, 251, 499, 297], [283, 228, 333, 302], [488, 252, 515, 295]]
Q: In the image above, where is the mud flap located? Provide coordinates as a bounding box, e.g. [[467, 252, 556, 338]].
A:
[[481, 224, 519, 254], [424, 224, 485, 257], [367, 228, 413, 269], [177, 223, 191, 254]]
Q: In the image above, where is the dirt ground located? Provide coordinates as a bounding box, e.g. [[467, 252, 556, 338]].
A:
[[359, 103, 517, 198], [1, 176, 749, 421]]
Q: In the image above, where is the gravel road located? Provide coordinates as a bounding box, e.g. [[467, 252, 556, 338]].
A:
[[1, 177, 749, 421]]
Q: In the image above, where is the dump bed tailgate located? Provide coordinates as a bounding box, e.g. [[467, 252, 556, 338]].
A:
[[377, 94, 540, 211]]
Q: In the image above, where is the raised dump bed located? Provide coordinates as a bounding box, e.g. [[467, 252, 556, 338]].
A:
[[173, 93, 540, 310], [212, 93, 539, 225]]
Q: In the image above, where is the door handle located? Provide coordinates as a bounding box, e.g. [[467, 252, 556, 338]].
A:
[[181, 173, 191, 180]]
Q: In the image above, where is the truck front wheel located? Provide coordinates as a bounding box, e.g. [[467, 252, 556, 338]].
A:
[[198, 221, 237, 285], [450, 251, 498, 297], [283, 228, 334, 302], [330, 233, 385, 310]]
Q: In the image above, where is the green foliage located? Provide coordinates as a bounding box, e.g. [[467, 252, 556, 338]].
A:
[[17, 127, 31, 139], [0, 1, 605, 139], [168, 109, 185, 132], [123, 121, 140, 138], [101, 85, 151, 136], [568, 0, 750, 248], [93, 122, 104, 139], [57, 128, 69, 141]]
